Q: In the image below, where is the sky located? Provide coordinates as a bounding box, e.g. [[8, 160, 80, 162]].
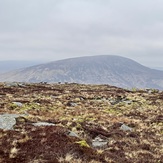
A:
[[0, 0, 163, 67]]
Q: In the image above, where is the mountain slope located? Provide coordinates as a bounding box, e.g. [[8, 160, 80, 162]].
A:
[[0, 60, 43, 73], [0, 55, 163, 89]]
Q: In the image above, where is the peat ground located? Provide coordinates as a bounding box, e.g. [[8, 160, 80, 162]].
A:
[[0, 82, 162, 163]]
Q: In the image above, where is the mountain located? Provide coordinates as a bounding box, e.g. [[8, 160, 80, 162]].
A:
[[152, 67, 163, 71], [0, 55, 163, 89], [0, 60, 43, 73]]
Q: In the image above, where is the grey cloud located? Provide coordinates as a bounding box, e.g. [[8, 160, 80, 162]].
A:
[[0, 0, 163, 67]]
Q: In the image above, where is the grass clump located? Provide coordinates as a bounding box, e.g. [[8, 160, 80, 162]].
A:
[[76, 140, 90, 148]]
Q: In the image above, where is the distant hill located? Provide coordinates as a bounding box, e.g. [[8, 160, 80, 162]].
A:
[[0, 60, 43, 73], [0, 55, 163, 89], [152, 67, 163, 71]]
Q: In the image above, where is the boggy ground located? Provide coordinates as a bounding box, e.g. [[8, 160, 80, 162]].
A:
[[0, 82, 162, 163]]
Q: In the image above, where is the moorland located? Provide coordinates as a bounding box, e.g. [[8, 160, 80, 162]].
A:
[[0, 82, 162, 163]]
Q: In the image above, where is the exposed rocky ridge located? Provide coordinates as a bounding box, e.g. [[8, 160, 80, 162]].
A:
[[0, 82, 162, 162], [0, 55, 163, 89]]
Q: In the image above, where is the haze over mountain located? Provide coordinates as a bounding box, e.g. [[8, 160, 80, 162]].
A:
[[152, 67, 163, 71], [0, 60, 43, 73], [0, 55, 163, 89]]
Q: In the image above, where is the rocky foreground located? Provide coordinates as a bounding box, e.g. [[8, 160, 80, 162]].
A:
[[0, 82, 162, 163]]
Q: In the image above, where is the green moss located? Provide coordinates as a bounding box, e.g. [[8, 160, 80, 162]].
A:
[[131, 87, 138, 92], [76, 140, 90, 148], [103, 106, 122, 115], [20, 103, 40, 111], [151, 89, 159, 93], [75, 123, 82, 130], [85, 117, 96, 122], [76, 117, 85, 123], [9, 103, 18, 110]]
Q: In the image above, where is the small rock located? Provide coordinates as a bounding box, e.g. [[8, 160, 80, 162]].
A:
[[17, 83, 26, 87], [146, 89, 159, 94], [67, 101, 77, 107], [92, 136, 108, 148], [67, 131, 79, 138], [32, 122, 55, 126], [12, 102, 23, 107], [0, 113, 25, 130], [5, 82, 18, 87], [123, 100, 133, 105], [120, 124, 133, 131], [109, 96, 124, 105]]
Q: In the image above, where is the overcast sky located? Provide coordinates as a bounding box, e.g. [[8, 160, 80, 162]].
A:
[[0, 0, 163, 67]]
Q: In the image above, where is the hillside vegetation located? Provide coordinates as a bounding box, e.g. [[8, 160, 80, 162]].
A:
[[0, 82, 162, 162]]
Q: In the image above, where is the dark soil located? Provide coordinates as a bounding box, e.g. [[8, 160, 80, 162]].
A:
[[0, 82, 162, 163]]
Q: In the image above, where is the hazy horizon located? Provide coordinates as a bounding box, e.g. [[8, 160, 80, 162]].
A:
[[0, 0, 163, 67], [0, 55, 163, 73]]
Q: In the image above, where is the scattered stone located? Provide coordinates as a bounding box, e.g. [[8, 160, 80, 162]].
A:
[[146, 89, 159, 94], [4, 82, 27, 87], [12, 102, 23, 107], [67, 101, 77, 107], [67, 130, 79, 138], [5, 82, 18, 87], [0, 113, 25, 130], [123, 99, 133, 105], [92, 136, 108, 148], [109, 96, 124, 105], [32, 122, 55, 126], [0, 83, 162, 162], [39, 82, 47, 84], [109, 97, 133, 105], [17, 83, 27, 87], [120, 124, 133, 131]]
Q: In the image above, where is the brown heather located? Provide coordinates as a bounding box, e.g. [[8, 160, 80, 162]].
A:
[[0, 82, 162, 163]]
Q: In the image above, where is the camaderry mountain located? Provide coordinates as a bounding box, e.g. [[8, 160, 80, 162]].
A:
[[0, 55, 163, 89]]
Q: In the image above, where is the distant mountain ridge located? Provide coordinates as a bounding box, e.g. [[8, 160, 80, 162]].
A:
[[0, 60, 43, 73], [0, 55, 163, 89], [152, 67, 163, 71]]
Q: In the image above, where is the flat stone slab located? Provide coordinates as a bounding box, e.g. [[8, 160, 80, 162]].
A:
[[67, 131, 79, 138], [32, 122, 55, 126], [120, 124, 133, 131], [92, 136, 108, 148], [0, 113, 24, 130], [12, 102, 23, 107]]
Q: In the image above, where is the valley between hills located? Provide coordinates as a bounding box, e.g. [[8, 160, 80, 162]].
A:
[[0, 82, 162, 163]]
